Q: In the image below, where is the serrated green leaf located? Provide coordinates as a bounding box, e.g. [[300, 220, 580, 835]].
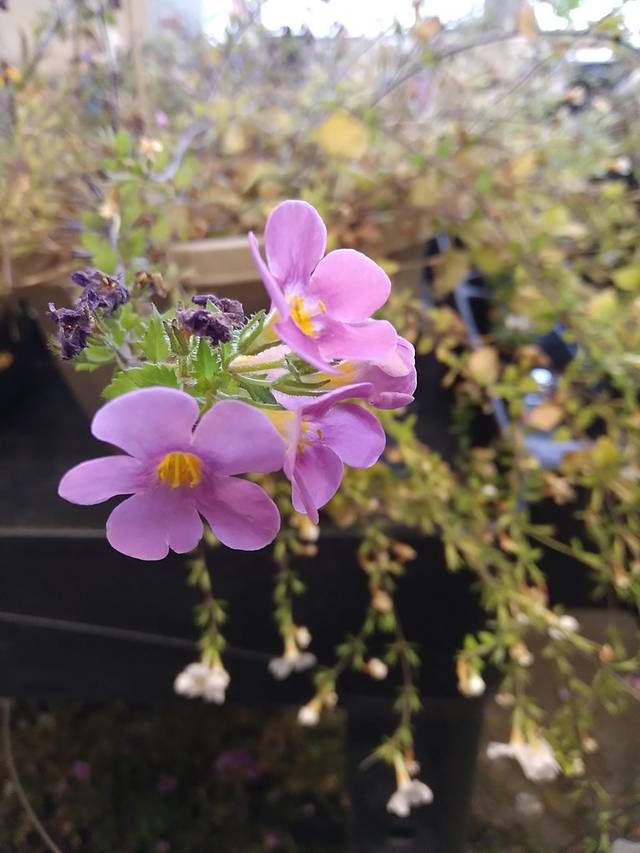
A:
[[141, 308, 170, 362], [102, 364, 179, 400], [194, 336, 218, 383]]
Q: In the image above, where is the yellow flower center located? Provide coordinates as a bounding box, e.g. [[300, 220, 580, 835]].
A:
[[297, 418, 322, 454], [289, 295, 325, 337], [157, 451, 202, 488]]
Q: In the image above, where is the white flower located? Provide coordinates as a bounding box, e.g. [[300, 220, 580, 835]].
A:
[[487, 737, 560, 782], [268, 649, 317, 681], [174, 663, 210, 698], [295, 626, 312, 649], [297, 702, 320, 727], [463, 673, 486, 697], [612, 841, 640, 853], [202, 665, 230, 704], [174, 662, 229, 705], [367, 658, 389, 680], [549, 614, 580, 640], [516, 791, 544, 817], [386, 780, 433, 817]]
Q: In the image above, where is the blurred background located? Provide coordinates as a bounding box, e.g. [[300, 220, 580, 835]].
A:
[[2, 1, 640, 852]]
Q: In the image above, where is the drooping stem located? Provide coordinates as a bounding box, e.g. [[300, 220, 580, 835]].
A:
[[1, 700, 65, 853]]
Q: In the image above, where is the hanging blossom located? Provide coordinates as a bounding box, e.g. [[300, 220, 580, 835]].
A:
[[270, 384, 386, 523], [386, 755, 433, 818], [58, 387, 285, 559], [487, 733, 561, 782], [174, 661, 230, 704], [248, 200, 398, 373]]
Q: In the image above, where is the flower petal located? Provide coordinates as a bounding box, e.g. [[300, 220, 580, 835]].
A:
[[58, 456, 144, 505], [264, 200, 327, 285], [273, 382, 373, 415], [310, 249, 391, 321], [275, 317, 339, 373], [319, 318, 397, 362], [318, 404, 385, 468], [192, 400, 285, 475], [196, 476, 280, 551], [291, 444, 343, 522], [106, 490, 203, 560], [92, 388, 199, 460], [248, 232, 289, 317]]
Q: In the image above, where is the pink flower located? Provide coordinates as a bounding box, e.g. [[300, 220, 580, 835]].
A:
[[59, 388, 285, 559], [328, 336, 417, 410], [249, 200, 397, 373], [271, 384, 385, 523], [71, 760, 92, 782]]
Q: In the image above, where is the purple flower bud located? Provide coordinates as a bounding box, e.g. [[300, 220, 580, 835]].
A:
[[177, 308, 234, 345], [214, 749, 262, 781], [71, 760, 92, 782], [191, 294, 245, 326], [71, 267, 129, 316], [47, 303, 92, 360]]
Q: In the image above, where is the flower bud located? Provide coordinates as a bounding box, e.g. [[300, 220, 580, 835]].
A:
[[367, 658, 389, 681]]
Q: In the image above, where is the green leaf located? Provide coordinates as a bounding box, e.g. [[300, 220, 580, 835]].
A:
[[84, 343, 116, 364], [113, 129, 131, 158], [102, 364, 179, 400], [194, 337, 218, 383], [80, 232, 118, 274], [140, 308, 170, 362]]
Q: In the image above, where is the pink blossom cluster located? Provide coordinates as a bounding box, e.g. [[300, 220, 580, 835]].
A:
[[59, 201, 416, 559]]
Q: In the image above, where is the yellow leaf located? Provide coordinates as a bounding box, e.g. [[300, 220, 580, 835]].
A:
[[612, 265, 640, 291], [508, 151, 537, 183], [377, 258, 401, 276], [591, 436, 621, 469], [220, 125, 249, 156], [471, 246, 504, 275], [586, 289, 619, 320], [468, 346, 500, 386], [527, 402, 563, 431], [433, 250, 469, 296], [409, 172, 442, 207], [314, 111, 370, 160]]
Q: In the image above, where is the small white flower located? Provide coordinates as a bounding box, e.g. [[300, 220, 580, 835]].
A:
[[386, 780, 433, 817], [174, 662, 229, 704], [295, 626, 312, 649], [202, 665, 230, 705], [612, 840, 640, 853], [298, 520, 320, 543], [568, 756, 585, 777], [297, 702, 320, 727], [268, 649, 317, 681], [516, 791, 544, 817], [481, 484, 498, 498], [367, 658, 389, 680], [139, 136, 164, 157], [549, 614, 580, 640], [487, 737, 560, 783], [463, 673, 486, 697], [582, 736, 598, 754], [495, 691, 515, 708], [174, 662, 211, 698]]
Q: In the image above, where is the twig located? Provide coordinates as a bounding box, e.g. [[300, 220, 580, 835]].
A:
[[1, 700, 65, 853], [125, 0, 150, 128]]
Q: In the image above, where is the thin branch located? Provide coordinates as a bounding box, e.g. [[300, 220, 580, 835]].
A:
[[1, 700, 65, 853]]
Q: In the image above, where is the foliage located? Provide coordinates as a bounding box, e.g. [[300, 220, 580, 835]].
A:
[[2, 0, 640, 845]]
